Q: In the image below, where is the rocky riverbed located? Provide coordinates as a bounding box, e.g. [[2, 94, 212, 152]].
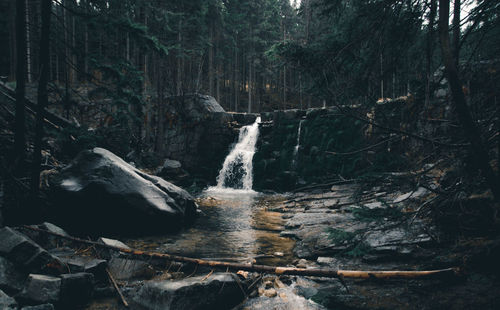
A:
[[1, 183, 500, 309]]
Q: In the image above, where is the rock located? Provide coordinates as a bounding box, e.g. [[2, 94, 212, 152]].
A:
[[48, 147, 198, 234], [393, 187, 429, 203], [58, 256, 107, 281], [98, 237, 130, 249], [132, 272, 245, 310], [0, 227, 64, 274], [108, 257, 154, 280], [156, 159, 190, 185], [60, 273, 94, 306], [295, 259, 310, 268], [0, 256, 25, 294], [21, 222, 70, 250], [161, 159, 182, 170], [296, 285, 318, 299], [17, 274, 61, 305], [263, 288, 277, 297], [21, 304, 55, 310], [264, 280, 274, 289], [97, 237, 130, 259], [0, 289, 17, 309], [364, 225, 432, 255], [316, 256, 339, 266]]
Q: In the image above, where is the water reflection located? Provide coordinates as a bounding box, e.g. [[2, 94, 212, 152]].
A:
[[126, 190, 295, 266]]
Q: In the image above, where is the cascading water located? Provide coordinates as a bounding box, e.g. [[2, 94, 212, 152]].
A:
[[292, 119, 304, 167], [209, 116, 261, 192]]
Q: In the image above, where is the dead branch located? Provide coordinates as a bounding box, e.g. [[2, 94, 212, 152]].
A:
[[22, 225, 459, 280], [106, 268, 129, 307]]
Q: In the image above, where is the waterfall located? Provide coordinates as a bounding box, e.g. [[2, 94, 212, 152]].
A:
[[210, 116, 261, 192], [292, 120, 303, 167]]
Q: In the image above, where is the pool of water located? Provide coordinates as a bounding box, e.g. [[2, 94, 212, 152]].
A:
[[125, 189, 295, 266]]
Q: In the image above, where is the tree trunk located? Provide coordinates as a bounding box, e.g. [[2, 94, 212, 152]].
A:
[[248, 58, 252, 113], [208, 22, 214, 96], [425, 0, 437, 108], [438, 0, 500, 201], [31, 0, 51, 196], [176, 19, 182, 96], [452, 0, 460, 67], [14, 0, 27, 174], [143, 8, 148, 92], [25, 0, 32, 84]]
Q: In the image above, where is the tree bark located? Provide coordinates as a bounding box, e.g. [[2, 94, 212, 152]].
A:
[[208, 21, 214, 96], [176, 19, 182, 96], [14, 0, 27, 174], [425, 0, 437, 108], [438, 0, 500, 201], [31, 0, 51, 195], [25, 0, 32, 83], [452, 0, 460, 66]]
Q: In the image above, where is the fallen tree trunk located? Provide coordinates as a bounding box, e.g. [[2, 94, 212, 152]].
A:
[[22, 225, 459, 280]]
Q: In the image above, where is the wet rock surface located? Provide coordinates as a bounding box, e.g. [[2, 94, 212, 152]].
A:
[[131, 272, 246, 310], [0, 289, 18, 309], [0, 227, 64, 274], [17, 274, 61, 306], [48, 147, 198, 235], [156, 94, 258, 181], [0, 256, 25, 294]]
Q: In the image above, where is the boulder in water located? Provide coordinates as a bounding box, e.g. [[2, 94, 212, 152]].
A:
[[48, 148, 197, 235]]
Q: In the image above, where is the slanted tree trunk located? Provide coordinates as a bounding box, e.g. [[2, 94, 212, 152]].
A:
[[438, 0, 500, 201], [14, 0, 27, 174], [31, 0, 51, 196]]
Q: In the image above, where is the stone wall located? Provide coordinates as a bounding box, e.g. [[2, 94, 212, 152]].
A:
[[158, 94, 257, 182], [253, 106, 409, 192]]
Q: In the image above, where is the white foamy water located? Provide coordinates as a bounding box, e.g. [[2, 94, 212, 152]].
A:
[[292, 119, 304, 167], [209, 116, 261, 192], [293, 119, 304, 157]]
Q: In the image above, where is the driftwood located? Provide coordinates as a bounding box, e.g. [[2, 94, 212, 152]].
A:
[[22, 225, 459, 280]]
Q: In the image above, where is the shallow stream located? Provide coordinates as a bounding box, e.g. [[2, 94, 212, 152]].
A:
[[125, 189, 295, 267]]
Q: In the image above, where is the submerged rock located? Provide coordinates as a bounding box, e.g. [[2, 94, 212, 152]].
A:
[[48, 147, 198, 235], [132, 272, 245, 310]]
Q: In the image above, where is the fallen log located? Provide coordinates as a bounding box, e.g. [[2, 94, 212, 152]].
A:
[[22, 225, 459, 280]]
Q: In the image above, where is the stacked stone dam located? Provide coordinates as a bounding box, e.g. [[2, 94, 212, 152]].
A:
[[157, 94, 257, 182], [154, 96, 419, 192]]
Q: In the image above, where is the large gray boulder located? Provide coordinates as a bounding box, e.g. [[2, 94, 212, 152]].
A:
[[48, 148, 197, 235], [132, 273, 245, 310]]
